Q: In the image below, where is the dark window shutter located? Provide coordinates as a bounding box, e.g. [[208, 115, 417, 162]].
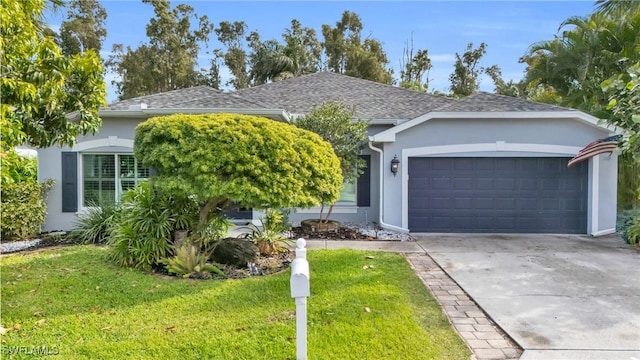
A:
[[357, 155, 371, 207], [61, 152, 78, 212]]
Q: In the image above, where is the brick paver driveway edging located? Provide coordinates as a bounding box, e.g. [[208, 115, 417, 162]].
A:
[[405, 253, 523, 360]]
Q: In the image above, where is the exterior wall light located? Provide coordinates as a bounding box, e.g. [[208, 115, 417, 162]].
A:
[[390, 155, 400, 176]]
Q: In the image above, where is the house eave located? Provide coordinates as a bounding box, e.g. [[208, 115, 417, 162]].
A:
[[370, 111, 620, 143], [98, 108, 291, 122]]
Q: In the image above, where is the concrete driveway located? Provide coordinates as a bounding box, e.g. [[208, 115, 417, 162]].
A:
[[415, 234, 640, 360]]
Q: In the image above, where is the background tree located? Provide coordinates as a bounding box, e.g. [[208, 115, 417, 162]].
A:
[[107, 0, 213, 100], [135, 114, 343, 229], [248, 20, 322, 86], [602, 63, 640, 160], [520, 10, 639, 115], [322, 11, 393, 84], [521, 2, 639, 210], [595, 0, 640, 16], [247, 32, 295, 85], [215, 20, 250, 89], [484, 65, 523, 97], [449, 42, 488, 97], [295, 102, 369, 222], [282, 19, 322, 75], [399, 35, 432, 92], [57, 0, 107, 56]]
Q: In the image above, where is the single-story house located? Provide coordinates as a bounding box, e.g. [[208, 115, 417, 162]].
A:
[[38, 72, 619, 236]]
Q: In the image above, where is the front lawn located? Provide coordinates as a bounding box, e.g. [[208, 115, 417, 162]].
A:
[[0, 246, 469, 359]]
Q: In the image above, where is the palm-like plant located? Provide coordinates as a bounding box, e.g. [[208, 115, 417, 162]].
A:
[[522, 10, 639, 115]]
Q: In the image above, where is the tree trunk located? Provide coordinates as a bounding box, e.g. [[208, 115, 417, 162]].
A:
[[322, 204, 335, 223], [199, 197, 226, 228]]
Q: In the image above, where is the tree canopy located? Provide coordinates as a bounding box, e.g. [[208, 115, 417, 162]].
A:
[[134, 114, 343, 226], [107, 0, 214, 100], [57, 0, 107, 56], [520, 7, 640, 116], [449, 42, 489, 97], [1, 0, 107, 149], [602, 63, 640, 160], [322, 11, 393, 84]]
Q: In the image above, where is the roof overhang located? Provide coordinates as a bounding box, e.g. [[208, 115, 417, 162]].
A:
[[370, 111, 620, 142], [288, 112, 402, 126], [98, 108, 291, 122]]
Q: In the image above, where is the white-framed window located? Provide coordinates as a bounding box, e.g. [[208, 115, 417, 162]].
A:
[[82, 154, 149, 206]]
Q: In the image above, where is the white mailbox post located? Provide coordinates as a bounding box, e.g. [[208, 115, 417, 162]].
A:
[[290, 238, 310, 360]]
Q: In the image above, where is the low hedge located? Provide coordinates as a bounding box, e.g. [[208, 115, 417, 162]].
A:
[[1, 180, 53, 240]]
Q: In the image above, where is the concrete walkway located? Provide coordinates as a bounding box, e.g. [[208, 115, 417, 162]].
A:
[[306, 237, 640, 360], [306, 239, 523, 359]]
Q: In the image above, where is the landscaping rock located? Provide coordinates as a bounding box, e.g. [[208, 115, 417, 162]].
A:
[[212, 238, 258, 267], [300, 219, 340, 233]]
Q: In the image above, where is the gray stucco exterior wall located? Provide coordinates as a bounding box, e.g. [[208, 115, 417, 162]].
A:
[[39, 118, 144, 231]]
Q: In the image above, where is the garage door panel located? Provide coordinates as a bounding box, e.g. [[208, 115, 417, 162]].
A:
[[474, 198, 494, 209], [454, 198, 473, 209], [497, 178, 516, 190], [432, 178, 451, 190], [496, 198, 516, 209], [454, 178, 473, 189], [408, 157, 587, 233], [474, 158, 495, 170], [454, 158, 474, 170], [495, 217, 517, 230], [476, 178, 494, 190]]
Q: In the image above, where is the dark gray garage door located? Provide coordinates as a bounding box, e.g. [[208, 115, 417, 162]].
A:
[[408, 157, 588, 233]]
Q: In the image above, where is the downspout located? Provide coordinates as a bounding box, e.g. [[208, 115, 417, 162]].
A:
[[368, 141, 410, 233]]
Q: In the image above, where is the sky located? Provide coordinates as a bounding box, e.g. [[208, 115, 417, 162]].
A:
[[45, 1, 597, 103]]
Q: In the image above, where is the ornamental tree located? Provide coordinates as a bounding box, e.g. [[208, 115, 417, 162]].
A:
[[295, 101, 369, 222], [134, 114, 343, 228]]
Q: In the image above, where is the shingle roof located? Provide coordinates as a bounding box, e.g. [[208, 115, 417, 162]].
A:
[[435, 92, 572, 112], [105, 86, 270, 110], [233, 72, 455, 120]]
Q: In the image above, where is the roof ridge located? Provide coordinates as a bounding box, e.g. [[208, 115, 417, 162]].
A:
[[233, 71, 454, 102]]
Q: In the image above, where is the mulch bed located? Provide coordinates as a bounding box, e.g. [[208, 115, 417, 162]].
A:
[[4, 226, 370, 280], [290, 226, 374, 240]]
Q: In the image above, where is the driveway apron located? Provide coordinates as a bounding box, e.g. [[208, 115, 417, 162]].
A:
[[415, 234, 640, 360]]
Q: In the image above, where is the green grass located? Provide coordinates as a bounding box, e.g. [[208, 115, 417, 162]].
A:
[[0, 246, 469, 359]]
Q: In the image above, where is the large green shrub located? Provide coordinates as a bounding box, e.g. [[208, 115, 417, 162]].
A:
[[618, 153, 640, 210], [618, 208, 640, 245], [108, 182, 180, 270], [134, 113, 343, 228], [68, 202, 119, 244], [1, 180, 53, 240], [1, 150, 37, 184]]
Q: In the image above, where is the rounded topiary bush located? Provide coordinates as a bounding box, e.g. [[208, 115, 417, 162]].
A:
[[135, 113, 343, 227]]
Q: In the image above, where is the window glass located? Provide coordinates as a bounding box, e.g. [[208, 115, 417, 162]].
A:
[[82, 154, 149, 206], [338, 179, 356, 203]]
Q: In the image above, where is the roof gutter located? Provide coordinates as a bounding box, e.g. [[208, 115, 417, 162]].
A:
[[368, 140, 410, 234]]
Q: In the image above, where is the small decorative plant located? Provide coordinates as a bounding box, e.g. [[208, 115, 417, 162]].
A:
[[239, 208, 292, 255], [161, 239, 223, 279]]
